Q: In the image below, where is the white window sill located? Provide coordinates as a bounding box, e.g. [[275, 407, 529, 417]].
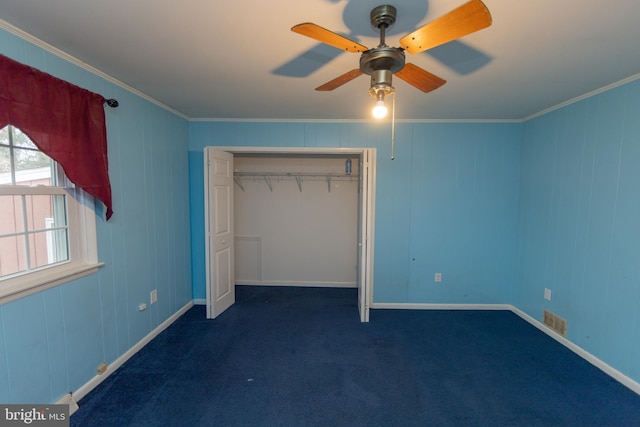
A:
[[0, 262, 105, 305]]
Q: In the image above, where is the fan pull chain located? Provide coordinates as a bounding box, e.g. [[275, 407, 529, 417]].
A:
[[391, 93, 396, 160]]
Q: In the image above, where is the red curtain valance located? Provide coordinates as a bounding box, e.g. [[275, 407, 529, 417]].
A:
[[0, 54, 113, 219]]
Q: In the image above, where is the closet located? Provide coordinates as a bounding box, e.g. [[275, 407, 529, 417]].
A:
[[204, 147, 375, 322]]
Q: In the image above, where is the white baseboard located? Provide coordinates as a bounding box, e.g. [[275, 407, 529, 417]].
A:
[[70, 301, 194, 403], [372, 302, 512, 310], [509, 305, 640, 396], [236, 281, 357, 288], [193, 298, 206, 305], [369, 301, 640, 396], [56, 393, 79, 416]]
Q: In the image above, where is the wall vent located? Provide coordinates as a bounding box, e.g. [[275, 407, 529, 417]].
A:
[[543, 309, 567, 337]]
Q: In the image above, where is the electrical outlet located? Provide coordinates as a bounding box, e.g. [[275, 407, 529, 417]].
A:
[[544, 288, 551, 301], [435, 273, 442, 283], [150, 289, 157, 304]]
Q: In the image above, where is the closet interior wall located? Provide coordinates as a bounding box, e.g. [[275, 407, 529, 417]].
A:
[[233, 154, 359, 288]]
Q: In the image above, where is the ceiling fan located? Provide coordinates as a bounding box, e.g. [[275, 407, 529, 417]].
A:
[[291, 0, 492, 118]]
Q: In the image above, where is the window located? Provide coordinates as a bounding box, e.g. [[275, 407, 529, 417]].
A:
[[0, 125, 101, 304]]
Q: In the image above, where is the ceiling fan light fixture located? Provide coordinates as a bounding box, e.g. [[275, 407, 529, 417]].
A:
[[372, 99, 388, 119], [370, 79, 394, 119]]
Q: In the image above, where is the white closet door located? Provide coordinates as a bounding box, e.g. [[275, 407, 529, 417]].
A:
[[205, 149, 235, 319], [358, 149, 375, 322]]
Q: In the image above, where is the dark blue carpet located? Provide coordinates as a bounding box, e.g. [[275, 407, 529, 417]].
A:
[[71, 286, 640, 426]]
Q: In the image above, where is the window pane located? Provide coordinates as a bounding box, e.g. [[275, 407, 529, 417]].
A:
[[25, 194, 70, 269], [0, 126, 8, 145], [11, 127, 38, 149], [1, 126, 14, 185], [0, 145, 10, 184], [13, 147, 53, 185], [0, 195, 25, 233], [48, 228, 69, 265], [24, 194, 67, 232], [50, 194, 68, 227], [29, 228, 69, 269], [0, 234, 27, 278]]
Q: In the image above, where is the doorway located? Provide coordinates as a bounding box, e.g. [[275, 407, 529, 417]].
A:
[[204, 147, 375, 322]]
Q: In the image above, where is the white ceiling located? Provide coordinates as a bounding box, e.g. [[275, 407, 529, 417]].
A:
[[1, 0, 640, 121]]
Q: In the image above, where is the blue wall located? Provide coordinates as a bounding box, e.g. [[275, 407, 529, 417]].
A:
[[188, 121, 522, 305], [516, 79, 640, 383], [0, 29, 192, 403]]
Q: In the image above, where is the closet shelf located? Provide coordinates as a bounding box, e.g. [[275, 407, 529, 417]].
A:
[[233, 172, 356, 193]]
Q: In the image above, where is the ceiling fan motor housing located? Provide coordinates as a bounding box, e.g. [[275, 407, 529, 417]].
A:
[[359, 47, 405, 75], [360, 47, 404, 97]]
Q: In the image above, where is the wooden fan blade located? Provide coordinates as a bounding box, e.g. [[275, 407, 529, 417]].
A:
[[292, 23, 369, 53], [315, 69, 363, 91], [395, 63, 446, 93], [399, 0, 492, 54]]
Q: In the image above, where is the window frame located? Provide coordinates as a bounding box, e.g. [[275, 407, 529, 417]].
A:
[[0, 127, 103, 305]]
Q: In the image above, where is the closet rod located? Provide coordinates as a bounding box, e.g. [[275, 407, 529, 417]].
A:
[[233, 172, 356, 192], [234, 172, 354, 178]]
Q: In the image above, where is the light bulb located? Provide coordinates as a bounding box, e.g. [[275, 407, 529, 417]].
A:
[[372, 100, 387, 119]]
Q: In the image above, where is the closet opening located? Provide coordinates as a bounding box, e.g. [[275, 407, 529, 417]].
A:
[[204, 147, 375, 322]]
